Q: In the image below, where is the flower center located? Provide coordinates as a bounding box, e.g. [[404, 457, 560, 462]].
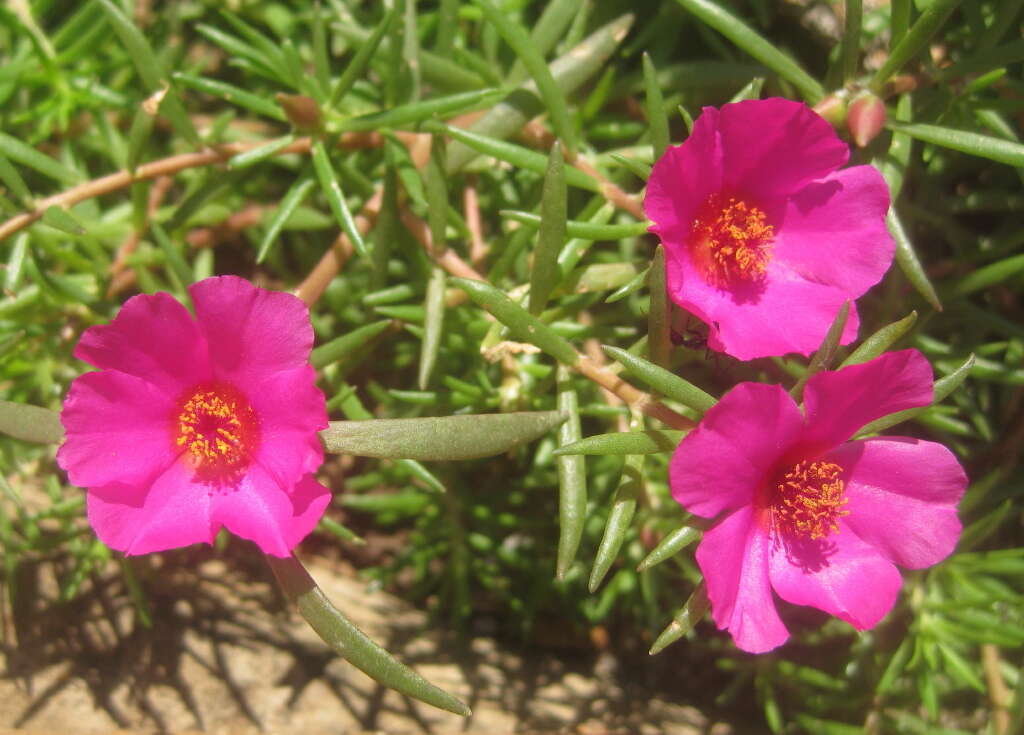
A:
[[689, 193, 774, 288], [173, 383, 259, 482], [771, 460, 848, 541]]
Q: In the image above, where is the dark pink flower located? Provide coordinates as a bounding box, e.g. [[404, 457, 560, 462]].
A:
[[644, 98, 894, 360], [670, 351, 966, 653], [58, 276, 330, 557]]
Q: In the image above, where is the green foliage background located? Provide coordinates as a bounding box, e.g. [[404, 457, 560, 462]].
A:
[[1, 0, 1023, 732]]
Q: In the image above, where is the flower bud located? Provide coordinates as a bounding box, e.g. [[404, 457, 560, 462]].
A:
[[812, 93, 848, 130], [847, 92, 887, 148], [276, 93, 321, 132]]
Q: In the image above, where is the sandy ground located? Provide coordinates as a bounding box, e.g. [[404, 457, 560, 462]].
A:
[[0, 550, 741, 735]]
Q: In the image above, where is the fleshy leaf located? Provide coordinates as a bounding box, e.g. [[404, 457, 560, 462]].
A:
[[840, 312, 917, 368], [311, 141, 367, 258], [637, 522, 703, 572], [96, 0, 199, 145], [642, 53, 669, 160], [888, 208, 942, 311], [256, 174, 316, 263], [320, 411, 566, 460], [602, 345, 716, 413], [553, 429, 686, 456], [555, 364, 586, 580], [501, 210, 648, 240], [0, 401, 64, 444], [789, 301, 850, 399], [452, 277, 580, 364], [869, 0, 962, 92], [329, 9, 398, 107], [445, 13, 634, 172], [474, 0, 577, 153], [311, 320, 395, 369], [529, 142, 567, 315], [589, 452, 643, 591], [888, 121, 1024, 167], [418, 267, 447, 389], [647, 246, 670, 368], [0, 132, 79, 184], [267, 554, 470, 716], [649, 582, 710, 655], [673, 0, 823, 102], [173, 72, 287, 121], [425, 121, 599, 192], [333, 88, 508, 132]]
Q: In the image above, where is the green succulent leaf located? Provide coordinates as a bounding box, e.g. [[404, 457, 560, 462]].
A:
[[267, 554, 470, 716], [0, 401, 64, 444], [649, 582, 710, 655], [320, 411, 566, 460], [553, 429, 686, 456]]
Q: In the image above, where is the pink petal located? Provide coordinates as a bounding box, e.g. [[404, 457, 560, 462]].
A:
[[803, 350, 934, 450], [74, 291, 210, 395], [249, 366, 327, 489], [190, 276, 315, 389], [697, 505, 789, 653], [669, 251, 860, 360], [671, 382, 804, 518], [827, 438, 966, 569], [211, 465, 330, 557], [774, 166, 893, 295], [645, 106, 723, 246], [58, 370, 178, 490], [86, 461, 215, 555], [769, 520, 902, 630], [717, 98, 849, 201]]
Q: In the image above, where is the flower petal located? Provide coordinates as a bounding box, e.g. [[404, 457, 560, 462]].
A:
[[74, 291, 210, 395], [644, 105, 723, 246], [802, 350, 934, 450], [86, 462, 215, 555], [697, 505, 789, 653], [650, 99, 870, 361], [718, 98, 849, 201], [58, 370, 178, 490], [212, 465, 330, 557], [769, 521, 902, 630], [671, 382, 804, 518], [773, 166, 893, 295], [249, 366, 327, 489], [827, 438, 966, 569], [673, 253, 861, 360], [190, 276, 315, 387]]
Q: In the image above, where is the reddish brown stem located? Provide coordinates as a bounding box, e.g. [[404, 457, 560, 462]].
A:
[[107, 175, 174, 297], [573, 354, 694, 430], [295, 188, 384, 306], [463, 176, 488, 268], [0, 131, 409, 243]]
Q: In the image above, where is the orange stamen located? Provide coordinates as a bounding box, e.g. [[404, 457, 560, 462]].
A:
[[173, 383, 259, 483], [772, 460, 848, 541], [689, 193, 774, 288]]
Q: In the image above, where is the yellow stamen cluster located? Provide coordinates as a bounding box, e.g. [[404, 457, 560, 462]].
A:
[[772, 460, 848, 541], [174, 383, 258, 482], [689, 193, 774, 288]]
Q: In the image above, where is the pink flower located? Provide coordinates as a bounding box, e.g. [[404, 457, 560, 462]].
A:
[[644, 98, 894, 360], [58, 276, 331, 558], [670, 350, 966, 653]]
